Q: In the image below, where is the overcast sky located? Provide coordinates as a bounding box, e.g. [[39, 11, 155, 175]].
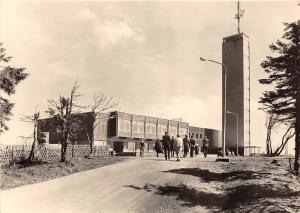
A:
[[1, 0, 299, 151]]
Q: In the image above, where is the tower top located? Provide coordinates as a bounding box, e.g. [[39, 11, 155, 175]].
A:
[[223, 32, 249, 43], [235, 0, 245, 34]]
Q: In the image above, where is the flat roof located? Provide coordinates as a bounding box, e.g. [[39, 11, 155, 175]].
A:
[[114, 111, 189, 125], [223, 32, 249, 42]]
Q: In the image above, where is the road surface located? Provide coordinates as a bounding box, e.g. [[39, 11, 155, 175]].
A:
[[1, 155, 224, 213]]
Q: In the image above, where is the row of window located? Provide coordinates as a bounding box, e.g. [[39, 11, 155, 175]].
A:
[[118, 119, 188, 135], [189, 132, 203, 140]]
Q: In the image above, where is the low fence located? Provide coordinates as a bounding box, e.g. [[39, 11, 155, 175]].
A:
[[0, 144, 110, 166]]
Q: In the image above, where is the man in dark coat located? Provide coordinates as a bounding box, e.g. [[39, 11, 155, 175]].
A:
[[203, 135, 210, 158], [170, 136, 175, 157], [162, 131, 171, 160], [190, 135, 196, 157], [195, 144, 200, 155], [154, 139, 161, 157], [139, 141, 145, 157], [183, 135, 190, 158]]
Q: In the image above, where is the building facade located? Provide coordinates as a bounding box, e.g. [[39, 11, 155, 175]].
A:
[[38, 111, 222, 155], [222, 33, 251, 155]]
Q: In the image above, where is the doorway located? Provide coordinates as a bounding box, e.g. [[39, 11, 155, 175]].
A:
[[113, 142, 124, 153]]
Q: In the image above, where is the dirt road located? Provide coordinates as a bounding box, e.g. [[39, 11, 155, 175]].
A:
[[1, 155, 223, 213], [1, 155, 300, 213]]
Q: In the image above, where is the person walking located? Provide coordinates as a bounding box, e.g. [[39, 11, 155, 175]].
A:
[[162, 131, 171, 160], [183, 135, 189, 158], [195, 143, 200, 155], [139, 140, 145, 157], [225, 148, 230, 156], [190, 135, 196, 157], [154, 139, 161, 157], [217, 148, 223, 157], [202, 135, 210, 158], [170, 136, 175, 157], [174, 134, 183, 162]]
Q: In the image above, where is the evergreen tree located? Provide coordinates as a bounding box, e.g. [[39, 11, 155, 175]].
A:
[[0, 43, 28, 133], [259, 22, 300, 174], [259, 22, 299, 124]]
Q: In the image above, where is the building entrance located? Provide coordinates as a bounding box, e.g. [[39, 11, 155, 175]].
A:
[[113, 142, 124, 153]]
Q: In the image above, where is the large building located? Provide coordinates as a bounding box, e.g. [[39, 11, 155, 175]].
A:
[[222, 33, 251, 155], [38, 111, 222, 155]]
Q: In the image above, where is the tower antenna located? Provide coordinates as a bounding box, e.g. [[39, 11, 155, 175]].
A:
[[235, 0, 245, 34]]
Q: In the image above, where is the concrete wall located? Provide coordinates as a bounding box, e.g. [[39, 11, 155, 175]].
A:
[[188, 126, 205, 145], [38, 112, 94, 145], [188, 126, 221, 153]]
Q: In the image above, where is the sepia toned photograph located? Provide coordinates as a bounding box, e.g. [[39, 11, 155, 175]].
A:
[[0, 0, 299, 212]]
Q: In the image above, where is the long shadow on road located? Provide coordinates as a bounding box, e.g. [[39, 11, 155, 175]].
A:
[[125, 168, 300, 212], [126, 183, 225, 210], [164, 168, 272, 182]]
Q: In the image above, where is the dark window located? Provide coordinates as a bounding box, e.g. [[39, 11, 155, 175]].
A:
[[196, 133, 199, 139]]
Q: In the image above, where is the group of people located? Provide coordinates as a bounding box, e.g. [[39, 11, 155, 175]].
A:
[[217, 148, 239, 157], [154, 131, 210, 161]]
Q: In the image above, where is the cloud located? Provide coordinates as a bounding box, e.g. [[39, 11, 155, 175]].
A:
[[94, 19, 145, 49], [77, 7, 145, 50], [78, 8, 97, 20]]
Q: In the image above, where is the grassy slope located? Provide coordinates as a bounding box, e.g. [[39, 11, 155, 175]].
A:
[[1, 157, 132, 190]]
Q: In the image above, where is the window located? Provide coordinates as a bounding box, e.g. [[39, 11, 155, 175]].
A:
[[125, 123, 130, 131], [121, 122, 125, 130], [159, 125, 168, 135], [133, 121, 144, 133], [132, 122, 138, 132], [146, 123, 156, 134], [151, 125, 156, 133], [138, 124, 144, 133], [179, 127, 187, 136], [119, 119, 131, 132], [170, 125, 177, 137], [196, 133, 199, 139]]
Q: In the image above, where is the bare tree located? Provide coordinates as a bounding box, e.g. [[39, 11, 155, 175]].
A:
[[265, 113, 295, 157], [46, 81, 83, 162], [272, 125, 295, 156], [86, 92, 118, 154], [265, 113, 280, 156], [20, 112, 41, 161]]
